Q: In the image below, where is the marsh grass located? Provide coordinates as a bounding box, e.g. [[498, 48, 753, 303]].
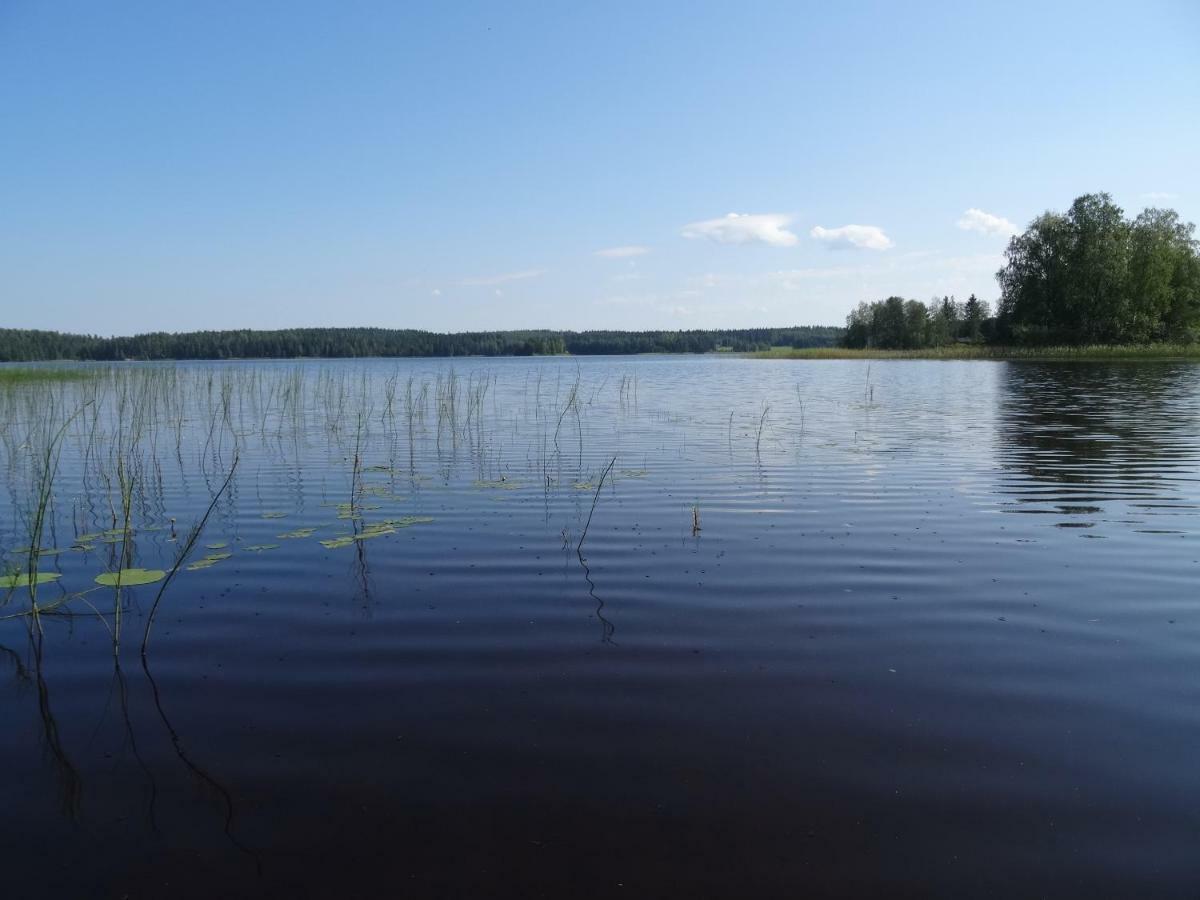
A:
[[0, 367, 95, 386], [0, 359, 649, 660]]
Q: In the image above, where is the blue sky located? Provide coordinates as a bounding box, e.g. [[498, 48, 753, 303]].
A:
[[2, 1, 1197, 334]]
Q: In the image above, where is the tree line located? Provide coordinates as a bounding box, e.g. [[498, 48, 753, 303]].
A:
[[844, 193, 1200, 349], [0, 326, 842, 362]]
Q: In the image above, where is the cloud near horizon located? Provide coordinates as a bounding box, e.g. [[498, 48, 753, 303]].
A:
[[810, 224, 893, 250], [595, 245, 650, 258], [956, 208, 1018, 237], [459, 268, 547, 286], [681, 213, 799, 247]]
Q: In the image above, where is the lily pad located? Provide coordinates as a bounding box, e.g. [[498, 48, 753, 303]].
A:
[[244, 544, 280, 552], [322, 515, 434, 547], [331, 501, 380, 519], [187, 552, 232, 571], [260, 511, 288, 520], [206, 541, 229, 550], [94, 568, 166, 587], [278, 527, 317, 539], [0, 571, 63, 589], [386, 516, 434, 528]]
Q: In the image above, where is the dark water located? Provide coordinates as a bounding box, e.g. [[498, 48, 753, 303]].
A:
[[2, 357, 1199, 898]]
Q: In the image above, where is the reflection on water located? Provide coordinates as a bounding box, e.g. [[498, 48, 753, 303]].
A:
[[1, 357, 1199, 898], [996, 362, 1200, 528]]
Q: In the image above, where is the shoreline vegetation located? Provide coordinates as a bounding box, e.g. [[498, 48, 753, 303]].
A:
[[754, 343, 1200, 361], [840, 193, 1199, 354], [0, 326, 841, 362]]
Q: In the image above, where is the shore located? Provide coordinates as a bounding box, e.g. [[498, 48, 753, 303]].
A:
[[753, 344, 1200, 361]]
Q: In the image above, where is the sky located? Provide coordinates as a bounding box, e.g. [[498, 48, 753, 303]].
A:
[[1, 0, 1197, 335]]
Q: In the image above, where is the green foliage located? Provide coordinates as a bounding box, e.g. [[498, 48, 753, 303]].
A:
[[94, 567, 166, 587], [0, 326, 843, 362], [997, 193, 1200, 344], [0, 367, 93, 385], [757, 343, 1200, 360], [0, 571, 62, 589], [842, 295, 990, 349]]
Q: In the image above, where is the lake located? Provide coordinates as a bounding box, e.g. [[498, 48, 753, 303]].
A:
[[2, 356, 1199, 898]]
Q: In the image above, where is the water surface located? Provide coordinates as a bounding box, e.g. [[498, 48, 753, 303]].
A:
[[2, 357, 1198, 898]]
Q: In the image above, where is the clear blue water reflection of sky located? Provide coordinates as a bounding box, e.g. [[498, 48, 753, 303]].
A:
[[1, 1, 1196, 333]]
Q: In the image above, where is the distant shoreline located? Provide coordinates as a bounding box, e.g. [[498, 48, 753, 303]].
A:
[[753, 344, 1200, 361]]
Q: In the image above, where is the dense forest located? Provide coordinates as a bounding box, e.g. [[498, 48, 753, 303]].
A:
[[0, 326, 842, 362], [843, 295, 992, 350], [844, 193, 1200, 349]]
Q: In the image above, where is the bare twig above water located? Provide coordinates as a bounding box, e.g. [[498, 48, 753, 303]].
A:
[[577, 456, 617, 555]]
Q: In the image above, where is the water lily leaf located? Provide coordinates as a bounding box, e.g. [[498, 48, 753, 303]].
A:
[[244, 544, 280, 552], [318, 518, 419, 549], [187, 552, 232, 571], [206, 541, 228, 550], [331, 501, 380, 519], [384, 516, 434, 528], [260, 511, 288, 519], [94, 568, 166, 587], [0, 572, 62, 589], [278, 527, 316, 539]]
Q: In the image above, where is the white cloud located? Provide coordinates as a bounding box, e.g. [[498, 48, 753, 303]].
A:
[[681, 213, 799, 247], [956, 208, 1018, 237], [430, 288, 442, 297], [1141, 191, 1176, 202], [595, 245, 649, 258], [810, 224, 893, 250], [460, 269, 546, 287]]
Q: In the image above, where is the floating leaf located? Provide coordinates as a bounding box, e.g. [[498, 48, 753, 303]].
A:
[[619, 469, 650, 478], [330, 501, 380, 519], [318, 517, 425, 549], [260, 511, 288, 519], [244, 544, 280, 552], [278, 527, 316, 539], [187, 552, 232, 571], [94, 568, 166, 587], [0, 571, 62, 589], [206, 541, 228, 550], [385, 516, 434, 528]]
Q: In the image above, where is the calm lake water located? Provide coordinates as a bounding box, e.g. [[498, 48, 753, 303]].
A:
[[2, 356, 1199, 898]]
